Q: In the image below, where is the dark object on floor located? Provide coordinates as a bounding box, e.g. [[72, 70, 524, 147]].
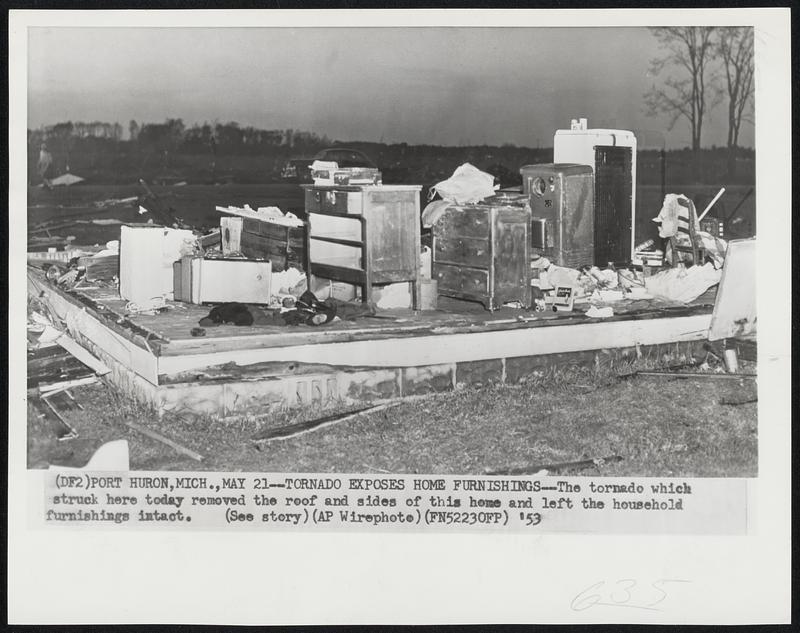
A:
[[196, 293, 374, 329], [485, 455, 623, 476], [198, 302, 272, 327], [251, 402, 401, 443], [280, 290, 374, 326], [190, 327, 206, 337]]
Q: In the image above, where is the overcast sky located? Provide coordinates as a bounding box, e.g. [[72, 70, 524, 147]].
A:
[[27, 26, 754, 149]]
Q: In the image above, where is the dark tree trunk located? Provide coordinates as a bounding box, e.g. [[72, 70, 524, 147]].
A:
[[726, 146, 738, 181]]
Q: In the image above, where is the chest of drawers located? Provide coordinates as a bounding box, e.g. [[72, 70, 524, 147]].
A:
[[432, 201, 531, 311]]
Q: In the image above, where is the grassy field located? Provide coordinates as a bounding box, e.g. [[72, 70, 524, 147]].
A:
[[28, 356, 757, 477]]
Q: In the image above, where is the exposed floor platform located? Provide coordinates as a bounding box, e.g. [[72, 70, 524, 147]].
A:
[[28, 267, 718, 417]]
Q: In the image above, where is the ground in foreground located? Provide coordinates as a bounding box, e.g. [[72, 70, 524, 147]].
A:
[[27, 359, 757, 477]]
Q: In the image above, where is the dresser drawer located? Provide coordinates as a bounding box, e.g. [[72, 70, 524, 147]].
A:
[[305, 188, 363, 214], [436, 206, 490, 239], [434, 263, 489, 296], [434, 236, 490, 267]]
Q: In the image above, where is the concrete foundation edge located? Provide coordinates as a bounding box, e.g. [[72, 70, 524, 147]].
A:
[[96, 339, 712, 418]]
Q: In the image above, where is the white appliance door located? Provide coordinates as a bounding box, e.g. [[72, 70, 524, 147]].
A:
[[197, 260, 272, 304]]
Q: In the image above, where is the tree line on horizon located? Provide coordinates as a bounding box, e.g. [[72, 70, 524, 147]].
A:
[[644, 26, 754, 178]]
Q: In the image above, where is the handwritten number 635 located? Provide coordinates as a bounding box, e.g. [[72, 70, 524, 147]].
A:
[[571, 579, 691, 612]]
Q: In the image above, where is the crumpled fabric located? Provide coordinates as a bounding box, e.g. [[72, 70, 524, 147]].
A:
[[586, 305, 614, 318], [421, 199, 453, 228], [696, 230, 727, 268], [653, 194, 700, 239], [429, 163, 498, 204], [546, 265, 581, 288], [644, 262, 722, 303], [256, 206, 284, 218], [271, 267, 306, 295]]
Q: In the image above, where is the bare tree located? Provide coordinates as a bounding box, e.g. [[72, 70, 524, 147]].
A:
[[717, 27, 754, 157], [645, 27, 718, 153]]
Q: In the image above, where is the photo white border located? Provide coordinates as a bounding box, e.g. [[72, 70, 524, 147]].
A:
[[8, 8, 791, 625]]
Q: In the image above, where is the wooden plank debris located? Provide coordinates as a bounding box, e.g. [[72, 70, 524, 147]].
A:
[[708, 238, 756, 341], [220, 217, 243, 255], [198, 230, 221, 249], [27, 346, 95, 389], [252, 401, 402, 443], [55, 333, 111, 376], [719, 396, 758, 406], [625, 370, 756, 380], [38, 376, 99, 396], [123, 420, 204, 462], [41, 395, 79, 440]]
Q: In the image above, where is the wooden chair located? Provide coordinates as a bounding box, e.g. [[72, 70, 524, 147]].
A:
[[666, 199, 706, 267]]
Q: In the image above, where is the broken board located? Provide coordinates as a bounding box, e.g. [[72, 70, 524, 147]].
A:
[[708, 238, 756, 341]]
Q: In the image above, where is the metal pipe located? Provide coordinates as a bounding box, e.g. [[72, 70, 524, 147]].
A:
[[698, 187, 726, 222]]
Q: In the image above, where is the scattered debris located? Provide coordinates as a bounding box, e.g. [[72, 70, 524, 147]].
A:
[[92, 195, 139, 210], [485, 455, 623, 476], [34, 393, 79, 440], [54, 334, 111, 376], [251, 401, 402, 443], [27, 346, 96, 389], [39, 376, 100, 397], [77, 254, 119, 283]]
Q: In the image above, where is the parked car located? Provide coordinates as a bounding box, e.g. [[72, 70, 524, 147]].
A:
[[280, 157, 314, 181], [281, 148, 377, 183]]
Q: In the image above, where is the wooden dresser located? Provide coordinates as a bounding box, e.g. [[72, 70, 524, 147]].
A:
[[432, 198, 531, 311], [302, 184, 422, 307]]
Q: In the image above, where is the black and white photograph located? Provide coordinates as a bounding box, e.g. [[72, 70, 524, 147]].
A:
[[8, 8, 791, 626], [22, 20, 761, 476]]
